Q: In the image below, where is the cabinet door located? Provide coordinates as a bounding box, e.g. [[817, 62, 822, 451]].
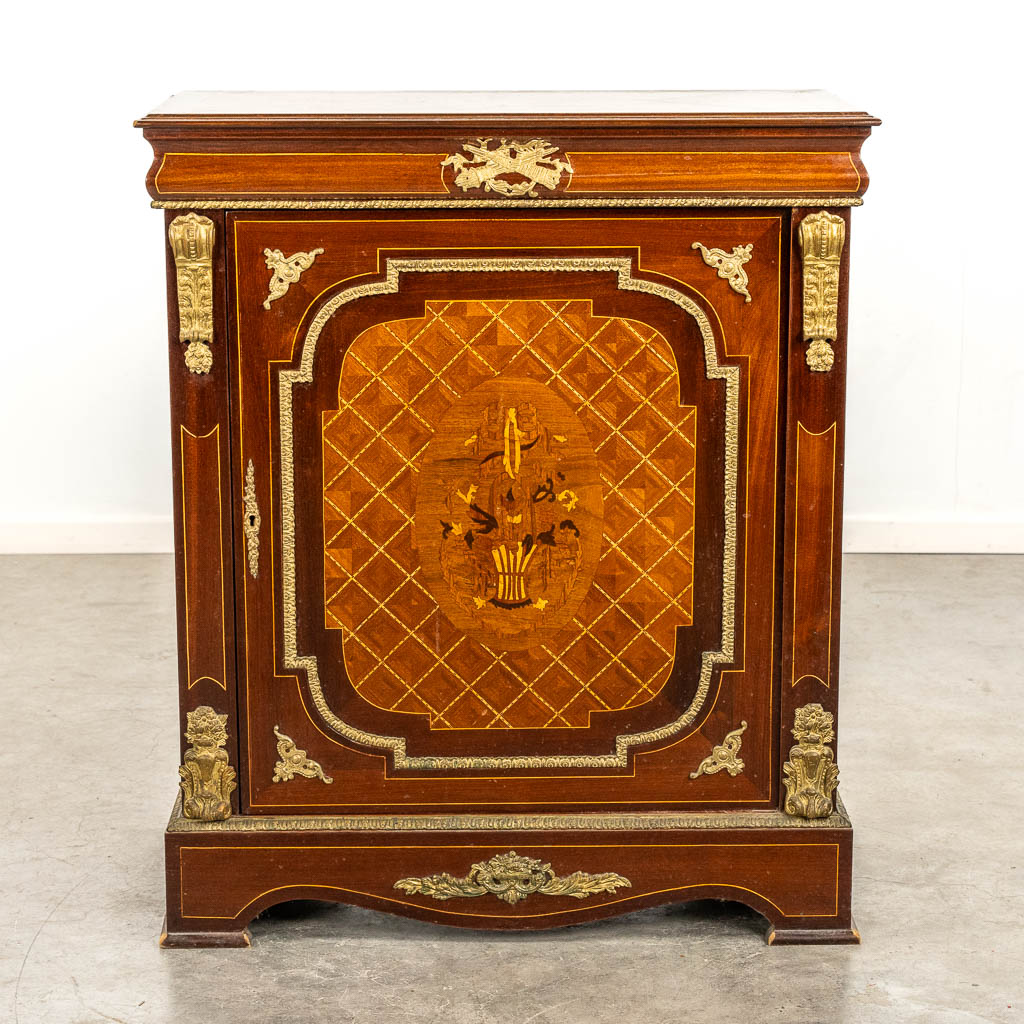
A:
[[228, 211, 784, 814]]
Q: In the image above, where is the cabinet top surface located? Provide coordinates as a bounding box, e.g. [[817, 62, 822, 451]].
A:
[[138, 91, 878, 203], [139, 90, 878, 125]]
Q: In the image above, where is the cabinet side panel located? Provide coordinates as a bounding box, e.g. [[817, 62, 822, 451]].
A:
[[791, 422, 838, 687], [165, 209, 240, 795], [781, 209, 850, 779], [178, 424, 227, 689]]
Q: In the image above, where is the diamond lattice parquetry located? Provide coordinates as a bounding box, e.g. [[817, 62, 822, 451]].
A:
[[322, 299, 696, 729]]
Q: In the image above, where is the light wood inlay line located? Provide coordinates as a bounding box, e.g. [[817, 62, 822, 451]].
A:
[[180, 425, 227, 690], [791, 422, 837, 687]]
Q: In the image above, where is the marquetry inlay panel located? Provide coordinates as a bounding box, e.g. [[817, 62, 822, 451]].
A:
[[322, 299, 697, 730]]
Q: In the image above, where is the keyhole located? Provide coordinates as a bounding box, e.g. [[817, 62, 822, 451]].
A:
[[248, 515, 256, 527]]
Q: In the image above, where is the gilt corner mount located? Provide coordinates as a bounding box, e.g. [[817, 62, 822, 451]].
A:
[[263, 247, 324, 309], [272, 726, 333, 785], [690, 721, 748, 779], [783, 703, 840, 819], [178, 706, 236, 821], [798, 211, 846, 373], [691, 242, 754, 302], [168, 213, 215, 374]]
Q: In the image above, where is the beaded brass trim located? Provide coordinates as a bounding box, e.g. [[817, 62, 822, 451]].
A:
[[279, 257, 739, 770], [153, 196, 862, 210], [166, 794, 852, 832]]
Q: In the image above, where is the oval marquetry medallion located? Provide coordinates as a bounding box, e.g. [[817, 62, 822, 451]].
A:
[[414, 379, 603, 650]]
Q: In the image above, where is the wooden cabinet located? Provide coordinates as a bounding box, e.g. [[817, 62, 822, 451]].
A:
[[138, 91, 878, 946]]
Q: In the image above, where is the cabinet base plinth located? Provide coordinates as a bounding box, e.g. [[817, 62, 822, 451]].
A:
[[159, 916, 251, 948], [162, 797, 856, 946], [766, 923, 861, 945]]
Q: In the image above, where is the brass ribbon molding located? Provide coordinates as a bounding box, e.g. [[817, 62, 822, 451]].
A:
[[278, 256, 739, 771], [168, 213, 215, 374], [798, 211, 846, 372], [395, 851, 630, 905], [178, 706, 236, 821], [155, 196, 863, 211]]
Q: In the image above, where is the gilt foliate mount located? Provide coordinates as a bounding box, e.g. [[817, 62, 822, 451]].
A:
[[168, 213, 216, 375], [690, 721, 748, 779], [242, 459, 261, 579], [272, 725, 333, 784], [691, 242, 754, 302], [783, 703, 840, 819], [178, 706, 236, 821], [263, 246, 324, 309], [798, 211, 846, 372], [442, 139, 573, 198], [394, 851, 631, 905]]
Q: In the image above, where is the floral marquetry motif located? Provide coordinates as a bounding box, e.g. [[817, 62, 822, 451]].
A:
[[322, 299, 697, 730], [415, 379, 603, 649]]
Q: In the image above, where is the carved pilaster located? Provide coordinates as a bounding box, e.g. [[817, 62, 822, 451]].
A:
[[168, 213, 216, 374], [179, 706, 236, 821], [798, 211, 846, 372], [782, 703, 839, 819]]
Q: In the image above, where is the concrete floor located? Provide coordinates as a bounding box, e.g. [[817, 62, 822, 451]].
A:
[[1, 554, 1021, 1023]]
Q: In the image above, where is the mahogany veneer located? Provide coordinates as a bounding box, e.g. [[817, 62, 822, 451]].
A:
[[137, 91, 878, 947]]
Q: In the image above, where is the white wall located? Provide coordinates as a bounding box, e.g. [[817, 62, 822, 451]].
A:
[[2, 1, 1021, 553]]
